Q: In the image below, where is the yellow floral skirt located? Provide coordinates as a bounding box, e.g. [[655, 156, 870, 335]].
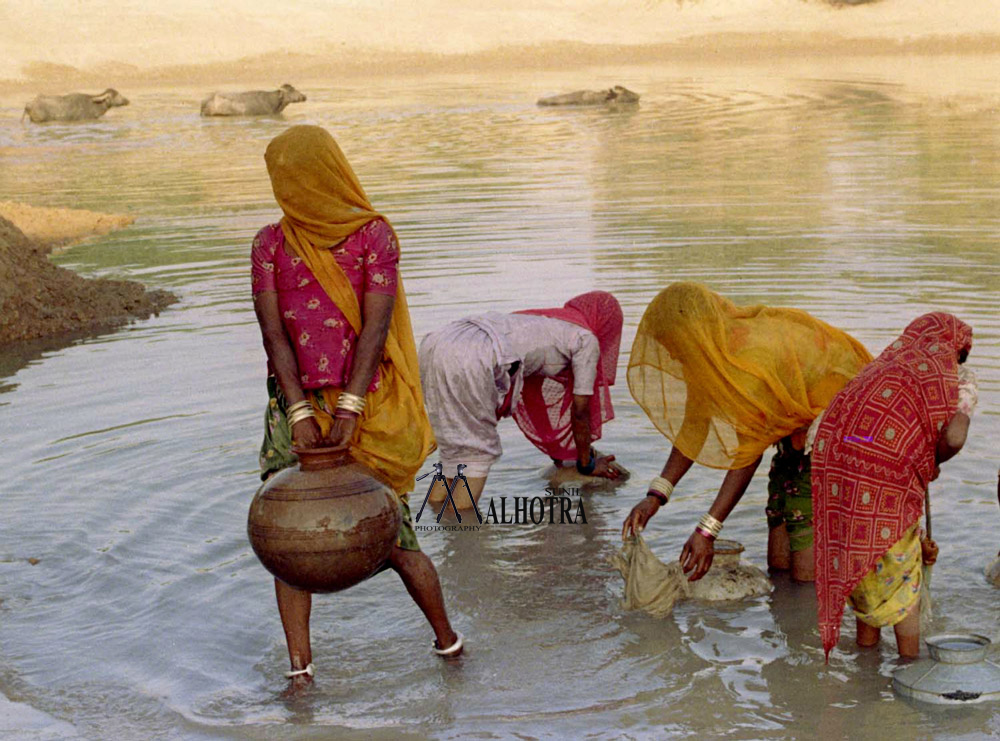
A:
[[847, 524, 922, 628]]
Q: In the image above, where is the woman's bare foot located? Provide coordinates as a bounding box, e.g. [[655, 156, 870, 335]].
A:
[[434, 630, 464, 660], [281, 671, 314, 699]]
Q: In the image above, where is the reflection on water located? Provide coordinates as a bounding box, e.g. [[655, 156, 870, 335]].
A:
[[0, 61, 998, 739]]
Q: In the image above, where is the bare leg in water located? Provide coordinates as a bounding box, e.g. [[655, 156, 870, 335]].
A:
[[388, 547, 460, 652], [767, 524, 815, 582], [276, 545, 460, 691], [767, 524, 791, 571], [275, 578, 313, 693], [429, 475, 487, 510], [855, 600, 920, 658]]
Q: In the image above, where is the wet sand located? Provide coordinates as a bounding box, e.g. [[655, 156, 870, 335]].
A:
[[0, 213, 175, 345]]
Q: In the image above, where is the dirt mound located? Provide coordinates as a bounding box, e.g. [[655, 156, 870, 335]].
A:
[[0, 202, 134, 251], [0, 216, 176, 345]]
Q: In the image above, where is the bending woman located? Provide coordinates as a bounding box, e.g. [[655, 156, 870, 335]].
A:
[[622, 283, 872, 582], [812, 313, 974, 659], [419, 292, 625, 508], [251, 125, 460, 689]]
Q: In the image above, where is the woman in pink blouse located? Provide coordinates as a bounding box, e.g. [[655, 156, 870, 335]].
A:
[[252, 125, 461, 691]]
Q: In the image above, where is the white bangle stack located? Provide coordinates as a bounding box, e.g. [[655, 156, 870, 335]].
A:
[[647, 476, 674, 505]]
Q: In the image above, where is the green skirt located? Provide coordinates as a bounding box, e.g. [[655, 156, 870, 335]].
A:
[[765, 437, 814, 552], [259, 376, 421, 552]]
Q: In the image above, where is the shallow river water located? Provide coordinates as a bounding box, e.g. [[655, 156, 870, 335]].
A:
[[0, 59, 999, 739]]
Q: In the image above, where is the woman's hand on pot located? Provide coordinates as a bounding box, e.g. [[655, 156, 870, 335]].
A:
[[680, 530, 714, 581], [326, 415, 358, 449], [291, 417, 324, 449]]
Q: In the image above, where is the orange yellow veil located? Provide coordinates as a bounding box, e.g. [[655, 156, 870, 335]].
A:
[[627, 283, 872, 469]]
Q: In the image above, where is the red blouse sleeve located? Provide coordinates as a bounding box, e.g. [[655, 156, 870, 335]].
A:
[[250, 225, 279, 295], [362, 219, 399, 296]]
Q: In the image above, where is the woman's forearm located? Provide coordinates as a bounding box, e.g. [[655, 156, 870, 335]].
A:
[[344, 293, 394, 397], [936, 412, 970, 465], [254, 292, 307, 405], [659, 446, 695, 486], [263, 329, 308, 404], [571, 396, 592, 466], [705, 457, 763, 522]]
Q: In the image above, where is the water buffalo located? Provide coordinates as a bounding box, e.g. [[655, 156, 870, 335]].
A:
[[22, 89, 130, 123], [200, 84, 306, 117], [537, 86, 640, 107]]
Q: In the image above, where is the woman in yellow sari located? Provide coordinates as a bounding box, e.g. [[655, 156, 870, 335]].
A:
[[622, 283, 872, 583], [252, 126, 461, 690]]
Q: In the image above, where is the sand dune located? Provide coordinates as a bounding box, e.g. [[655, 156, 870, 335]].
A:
[[2, 0, 998, 87]]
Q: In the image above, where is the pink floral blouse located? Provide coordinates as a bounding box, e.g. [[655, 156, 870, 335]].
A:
[[251, 219, 399, 390]]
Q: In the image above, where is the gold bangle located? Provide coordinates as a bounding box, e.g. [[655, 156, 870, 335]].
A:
[[286, 400, 313, 416], [648, 477, 674, 503], [287, 408, 316, 427], [336, 392, 366, 414]]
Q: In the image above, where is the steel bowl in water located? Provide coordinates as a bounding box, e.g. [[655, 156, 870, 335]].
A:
[[247, 447, 401, 593], [893, 634, 1000, 705]]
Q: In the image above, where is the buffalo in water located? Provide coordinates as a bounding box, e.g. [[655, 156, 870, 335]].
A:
[[22, 89, 130, 123], [537, 86, 640, 107], [200, 84, 306, 117]]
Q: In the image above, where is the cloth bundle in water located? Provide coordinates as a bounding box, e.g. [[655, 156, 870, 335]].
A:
[[610, 536, 686, 618], [611, 536, 772, 617]]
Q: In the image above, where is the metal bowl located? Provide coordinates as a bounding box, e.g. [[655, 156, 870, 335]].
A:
[[893, 633, 1000, 705], [926, 634, 992, 665]]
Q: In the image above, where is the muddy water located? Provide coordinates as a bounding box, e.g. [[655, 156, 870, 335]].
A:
[[0, 60, 998, 739]]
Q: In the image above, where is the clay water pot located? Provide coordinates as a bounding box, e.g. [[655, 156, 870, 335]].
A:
[[247, 446, 401, 593], [685, 540, 772, 602]]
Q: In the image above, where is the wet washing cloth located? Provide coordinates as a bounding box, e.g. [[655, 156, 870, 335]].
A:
[[812, 312, 972, 658], [610, 537, 685, 618], [766, 437, 814, 552], [848, 524, 922, 629], [259, 376, 421, 551], [611, 536, 771, 617]]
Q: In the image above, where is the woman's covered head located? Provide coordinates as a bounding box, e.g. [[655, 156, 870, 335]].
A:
[[898, 312, 973, 362], [264, 125, 381, 248], [565, 291, 623, 384], [647, 282, 733, 363]]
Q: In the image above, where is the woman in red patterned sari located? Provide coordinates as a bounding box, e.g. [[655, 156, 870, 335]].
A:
[[811, 313, 974, 660]]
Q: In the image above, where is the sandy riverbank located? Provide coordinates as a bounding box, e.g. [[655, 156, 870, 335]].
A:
[[0, 212, 175, 345], [0, 201, 134, 251]]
